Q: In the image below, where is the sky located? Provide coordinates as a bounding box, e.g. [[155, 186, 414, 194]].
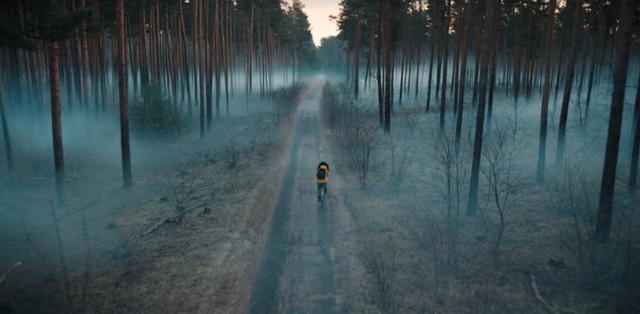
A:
[[299, 0, 341, 47]]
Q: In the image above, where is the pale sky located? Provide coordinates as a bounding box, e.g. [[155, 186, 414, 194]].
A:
[[299, 0, 341, 47]]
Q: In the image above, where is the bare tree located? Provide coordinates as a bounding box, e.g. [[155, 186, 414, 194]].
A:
[[557, 163, 600, 287], [430, 130, 469, 266], [479, 120, 526, 258], [386, 134, 410, 189], [332, 122, 382, 188], [362, 236, 398, 312]]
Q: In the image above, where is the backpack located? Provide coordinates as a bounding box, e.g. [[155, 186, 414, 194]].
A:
[[316, 168, 327, 180]]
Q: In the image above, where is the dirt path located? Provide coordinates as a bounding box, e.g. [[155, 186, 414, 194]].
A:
[[249, 77, 359, 313]]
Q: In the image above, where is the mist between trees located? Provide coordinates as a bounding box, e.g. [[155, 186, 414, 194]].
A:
[[1, 0, 639, 312], [318, 0, 639, 311], [0, 0, 319, 201], [326, 0, 640, 244]]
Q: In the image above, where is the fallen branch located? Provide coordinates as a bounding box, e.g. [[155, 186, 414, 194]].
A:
[[0, 262, 22, 284], [530, 274, 558, 314], [141, 206, 201, 237]]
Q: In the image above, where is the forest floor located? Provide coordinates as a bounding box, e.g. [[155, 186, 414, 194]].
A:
[[0, 79, 319, 312], [1, 76, 639, 313], [320, 87, 640, 313]]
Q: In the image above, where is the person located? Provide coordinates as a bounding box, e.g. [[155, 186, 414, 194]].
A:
[[316, 161, 330, 202]]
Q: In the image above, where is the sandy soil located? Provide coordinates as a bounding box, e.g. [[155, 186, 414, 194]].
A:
[[249, 77, 365, 313]]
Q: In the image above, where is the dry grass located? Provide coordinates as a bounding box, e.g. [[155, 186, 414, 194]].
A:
[[326, 89, 640, 313], [0, 94, 298, 312]]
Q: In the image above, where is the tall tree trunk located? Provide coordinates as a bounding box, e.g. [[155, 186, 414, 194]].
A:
[[512, 8, 523, 103], [80, 0, 90, 108], [365, 27, 375, 90], [48, 40, 66, 203], [595, 0, 635, 243], [467, 0, 495, 216], [439, 0, 451, 132], [454, 0, 472, 156], [414, 44, 421, 100], [377, 0, 383, 126], [0, 74, 12, 173], [224, 0, 232, 115], [537, 0, 556, 182], [117, 0, 132, 187], [555, 0, 583, 168], [205, 0, 213, 129], [383, 0, 392, 134], [629, 69, 640, 197], [553, 26, 566, 101], [584, 3, 606, 131], [178, 0, 191, 116], [140, 2, 149, 91], [214, 0, 221, 119], [486, 11, 499, 135], [451, 0, 463, 108], [471, 16, 483, 105], [523, 14, 538, 99], [246, 2, 254, 105], [426, 38, 435, 112], [197, 0, 205, 137], [354, 10, 362, 99]]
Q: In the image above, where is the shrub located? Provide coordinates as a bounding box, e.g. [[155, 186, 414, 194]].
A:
[[129, 85, 188, 140], [268, 82, 306, 125]]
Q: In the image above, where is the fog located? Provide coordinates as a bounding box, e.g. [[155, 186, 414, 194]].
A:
[[2, 26, 640, 313]]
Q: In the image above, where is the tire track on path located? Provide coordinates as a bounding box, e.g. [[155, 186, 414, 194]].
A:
[[249, 77, 337, 313]]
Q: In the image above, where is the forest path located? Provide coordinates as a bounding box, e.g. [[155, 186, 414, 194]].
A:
[[248, 76, 360, 313]]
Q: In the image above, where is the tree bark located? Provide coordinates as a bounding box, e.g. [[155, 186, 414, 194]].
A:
[[48, 40, 66, 203], [80, 0, 90, 108], [0, 73, 13, 173], [595, 0, 636, 243], [512, 7, 523, 102], [486, 10, 499, 135], [537, 0, 556, 182], [629, 69, 640, 197], [555, 0, 583, 167], [117, 0, 132, 187], [467, 0, 495, 216], [584, 3, 606, 131], [354, 10, 362, 99], [383, 0, 392, 134], [438, 0, 450, 132], [454, 0, 472, 155], [426, 38, 435, 112]]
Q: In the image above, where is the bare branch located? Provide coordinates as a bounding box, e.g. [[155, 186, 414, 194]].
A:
[[530, 274, 558, 314], [0, 262, 22, 285]]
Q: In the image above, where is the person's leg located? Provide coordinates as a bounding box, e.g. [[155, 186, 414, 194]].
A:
[[317, 183, 321, 202]]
